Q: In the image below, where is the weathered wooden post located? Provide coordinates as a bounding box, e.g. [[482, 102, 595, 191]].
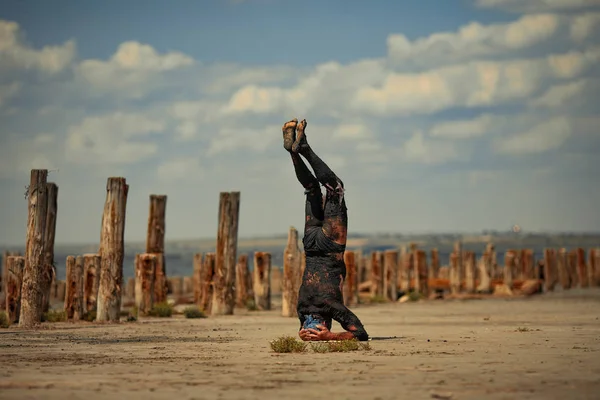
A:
[[20, 169, 49, 328], [41, 182, 58, 313], [464, 251, 476, 293], [543, 248, 558, 292], [485, 242, 498, 279], [200, 253, 215, 312], [399, 246, 411, 293], [235, 254, 252, 307], [449, 253, 460, 295], [557, 248, 570, 290], [126, 277, 135, 299], [193, 253, 203, 304], [146, 195, 167, 303], [183, 276, 193, 295], [587, 248, 596, 287], [369, 251, 383, 297], [170, 276, 184, 297], [97, 177, 128, 322], [64, 255, 84, 321], [476, 251, 492, 293], [83, 254, 101, 313], [591, 248, 600, 287], [430, 248, 440, 280], [522, 249, 535, 279], [504, 251, 515, 290], [575, 248, 588, 288], [253, 251, 271, 311], [414, 250, 428, 297], [5, 256, 25, 323], [212, 191, 240, 316], [344, 250, 359, 305], [567, 250, 578, 287], [56, 280, 66, 303], [383, 250, 398, 301], [135, 253, 157, 315], [282, 227, 301, 317]]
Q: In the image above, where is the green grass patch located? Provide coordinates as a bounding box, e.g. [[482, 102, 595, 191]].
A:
[[269, 336, 308, 353], [0, 311, 10, 328], [310, 339, 371, 353], [183, 306, 207, 319], [148, 302, 173, 318], [369, 295, 388, 304], [42, 310, 67, 323], [245, 298, 259, 311], [83, 310, 96, 322]]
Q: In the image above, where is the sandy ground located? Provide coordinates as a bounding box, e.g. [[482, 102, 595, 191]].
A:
[[1, 289, 599, 400]]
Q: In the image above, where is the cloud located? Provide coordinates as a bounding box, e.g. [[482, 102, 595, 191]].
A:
[[429, 114, 493, 139], [76, 41, 194, 98], [66, 112, 167, 164], [0, 133, 59, 179], [207, 124, 282, 156], [401, 131, 461, 165], [493, 116, 572, 154], [474, 0, 600, 13], [0, 82, 20, 108], [0, 20, 75, 75], [157, 157, 204, 181]]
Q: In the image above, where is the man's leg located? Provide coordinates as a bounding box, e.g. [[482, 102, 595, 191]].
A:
[[283, 119, 324, 227], [292, 119, 347, 246]]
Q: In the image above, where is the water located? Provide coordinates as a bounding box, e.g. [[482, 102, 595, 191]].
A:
[[7, 243, 547, 281]]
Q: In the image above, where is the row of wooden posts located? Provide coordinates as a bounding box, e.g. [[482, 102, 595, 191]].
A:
[[2, 169, 599, 326], [1, 169, 244, 327]]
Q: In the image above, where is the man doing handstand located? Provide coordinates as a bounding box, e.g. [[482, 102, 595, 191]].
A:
[[282, 118, 369, 342]]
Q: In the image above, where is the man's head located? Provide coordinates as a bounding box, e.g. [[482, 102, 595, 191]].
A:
[[302, 314, 332, 330]]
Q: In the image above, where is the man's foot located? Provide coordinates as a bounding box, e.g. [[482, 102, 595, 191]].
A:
[[282, 118, 298, 152], [292, 119, 309, 153]]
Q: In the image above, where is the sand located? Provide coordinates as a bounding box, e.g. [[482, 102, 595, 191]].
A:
[[1, 289, 599, 400]]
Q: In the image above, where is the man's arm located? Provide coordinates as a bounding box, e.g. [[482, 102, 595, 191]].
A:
[[300, 325, 358, 341]]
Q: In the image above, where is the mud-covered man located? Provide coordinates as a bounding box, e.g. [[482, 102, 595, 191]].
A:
[[282, 118, 369, 342]]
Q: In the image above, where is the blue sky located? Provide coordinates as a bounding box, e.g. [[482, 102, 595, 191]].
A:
[[1, 0, 599, 245]]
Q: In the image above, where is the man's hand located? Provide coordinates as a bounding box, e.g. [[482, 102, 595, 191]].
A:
[[298, 324, 333, 341]]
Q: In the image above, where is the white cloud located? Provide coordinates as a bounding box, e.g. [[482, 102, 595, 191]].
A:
[[66, 112, 167, 164], [331, 123, 372, 140], [429, 114, 493, 139], [207, 124, 281, 156], [388, 13, 562, 67], [0, 82, 20, 107], [0, 20, 75, 74], [493, 116, 572, 154], [0, 133, 60, 179], [529, 78, 589, 108], [157, 157, 204, 181], [77, 41, 194, 98], [401, 131, 461, 165], [474, 0, 600, 13]]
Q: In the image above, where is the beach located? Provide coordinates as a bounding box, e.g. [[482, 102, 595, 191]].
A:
[[1, 288, 599, 400]]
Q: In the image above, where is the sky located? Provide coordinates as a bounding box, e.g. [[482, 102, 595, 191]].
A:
[[1, 0, 599, 246]]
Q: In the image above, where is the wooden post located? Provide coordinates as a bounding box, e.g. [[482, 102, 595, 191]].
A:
[[344, 250, 359, 305], [430, 248, 440, 279], [56, 280, 66, 303], [587, 248, 596, 287], [504, 251, 515, 290], [477, 251, 492, 293], [170, 277, 184, 297], [97, 177, 128, 322], [567, 250, 578, 287], [193, 253, 203, 304], [414, 250, 428, 296], [253, 251, 271, 311], [575, 248, 588, 288], [235, 254, 252, 307], [146, 195, 167, 304], [83, 254, 101, 313], [522, 249, 535, 279], [453, 240, 464, 281], [183, 276, 193, 294], [369, 251, 383, 297], [301, 252, 307, 277], [357, 251, 366, 287], [64, 255, 84, 321], [41, 182, 58, 313], [200, 253, 215, 312], [212, 191, 240, 316], [282, 227, 301, 317], [20, 169, 49, 328], [126, 278, 135, 299], [543, 248, 558, 292], [485, 243, 498, 279], [450, 253, 460, 295], [383, 250, 398, 301], [399, 247, 411, 293], [591, 248, 600, 287], [135, 253, 157, 315], [557, 248, 570, 290], [464, 251, 476, 293], [5, 256, 25, 323]]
